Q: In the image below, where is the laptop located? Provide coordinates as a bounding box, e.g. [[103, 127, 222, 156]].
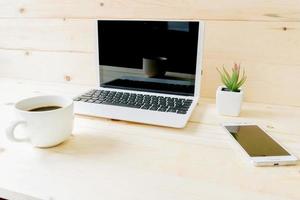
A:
[[74, 20, 204, 128]]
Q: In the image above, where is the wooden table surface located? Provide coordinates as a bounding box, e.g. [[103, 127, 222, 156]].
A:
[[0, 78, 300, 200]]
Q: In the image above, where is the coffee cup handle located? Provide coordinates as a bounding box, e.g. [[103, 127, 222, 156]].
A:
[[6, 120, 28, 142]]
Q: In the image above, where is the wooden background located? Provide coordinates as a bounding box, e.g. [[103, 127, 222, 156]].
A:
[[0, 0, 300, 106]]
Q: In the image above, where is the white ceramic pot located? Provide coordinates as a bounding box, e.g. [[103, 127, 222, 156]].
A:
[[216, 86, 243, 116]]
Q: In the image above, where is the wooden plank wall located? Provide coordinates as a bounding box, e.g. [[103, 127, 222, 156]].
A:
[[0, 0, 300, 106]]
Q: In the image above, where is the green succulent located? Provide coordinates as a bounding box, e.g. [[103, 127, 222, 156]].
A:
[[217, 63, 247, 92]]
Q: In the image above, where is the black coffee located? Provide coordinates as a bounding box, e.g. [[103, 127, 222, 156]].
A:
[[29, 106, 62, 112]]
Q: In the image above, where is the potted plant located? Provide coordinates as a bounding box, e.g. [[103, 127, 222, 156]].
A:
[[216, 63, 247, 116]]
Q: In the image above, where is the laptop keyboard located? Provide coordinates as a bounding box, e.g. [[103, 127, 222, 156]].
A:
[[74, 89, 193, 114]]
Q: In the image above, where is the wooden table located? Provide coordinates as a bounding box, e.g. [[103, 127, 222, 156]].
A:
[[0, 78, 300, 200]]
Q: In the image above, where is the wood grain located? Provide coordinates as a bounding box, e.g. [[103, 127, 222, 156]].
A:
[[0, 19, 93, 53], [1, 19, 300, 106], [0, 78, 300, 200], [202, 21, 300, 106], [0, 49, 98, 85], [0, 0, 300, 21]]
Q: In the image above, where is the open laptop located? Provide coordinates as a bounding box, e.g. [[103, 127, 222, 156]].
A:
[[74, 20, 204, 128]]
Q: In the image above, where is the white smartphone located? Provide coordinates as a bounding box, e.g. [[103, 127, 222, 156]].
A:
[[222, 123, 298, 166]]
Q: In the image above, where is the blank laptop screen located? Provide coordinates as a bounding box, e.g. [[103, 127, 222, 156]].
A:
[[98, 20, 199, 96]]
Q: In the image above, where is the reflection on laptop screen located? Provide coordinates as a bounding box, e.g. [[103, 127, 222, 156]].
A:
[[98, 20, 199, 96]]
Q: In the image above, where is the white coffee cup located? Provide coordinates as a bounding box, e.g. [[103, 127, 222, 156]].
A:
[[6, 95, 74, 148]]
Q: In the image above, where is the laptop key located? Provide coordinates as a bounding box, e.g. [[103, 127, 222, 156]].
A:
[[82, 94, 92, 98], [167, 108, 177, 113], [158, 108, 167, 112], [141, 105, 150, 110], [73, 97, 81, 101], [101, 101, 140, 108], [177, 110, 187, 114], [150, 106, 159, 111], [77, 90, 192, 114], [123, 103, 141, 108], [158, 107, 167, 112]]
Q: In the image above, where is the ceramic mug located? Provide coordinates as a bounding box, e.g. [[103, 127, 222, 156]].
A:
[[6, 95, 74, 148], [143, 56, 167, 77]]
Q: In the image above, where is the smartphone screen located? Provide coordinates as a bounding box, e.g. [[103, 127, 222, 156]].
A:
[[225, 125, 290, 157]]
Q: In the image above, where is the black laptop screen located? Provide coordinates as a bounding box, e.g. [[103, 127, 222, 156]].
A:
[[98, 20, 200, 96]]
